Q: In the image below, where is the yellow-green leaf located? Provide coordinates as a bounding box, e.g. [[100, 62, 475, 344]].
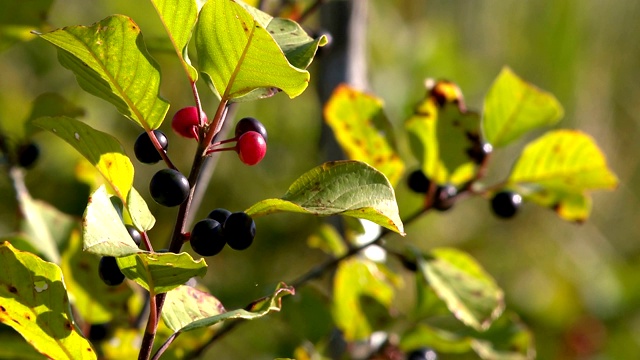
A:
[[162, 285, 226, 332]]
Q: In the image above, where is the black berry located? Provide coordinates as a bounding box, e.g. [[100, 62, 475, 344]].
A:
[[190, 219, 226, 256], [134, 130, 168, 164], [407, 169, 431, 193], [433, 184, 457, 211], [126, 225, 142, 247], [149, 169, 190, 207], [88, 323, 109, 342], [98, 256, 125, 286], [235, 117, 268, 142], [406, 347, 438, 360], [207, 208, 232, 224], [491, 191, 522, 219], [17, 142, 40, 168], [224, 212, 256, 250]]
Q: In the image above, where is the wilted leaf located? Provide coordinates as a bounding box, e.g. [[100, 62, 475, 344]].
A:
[[162, 285, 225, 332], [36, 15, 170, 130], [324, 84, 404, 186], [245, 160, 404, 235], [482, 67, 563, 148], [0, 242, 96, 360]]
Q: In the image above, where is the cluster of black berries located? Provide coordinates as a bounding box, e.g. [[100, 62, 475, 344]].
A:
[[98, 225, 142, 286], [190, 208, 256, 257]]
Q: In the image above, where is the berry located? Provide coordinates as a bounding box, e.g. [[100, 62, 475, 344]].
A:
[[433, 184, 457, 211], [172, 106, 204, 140], [224, 212, 256, 250], [149, 169, 190, 207], [491, 191, 522, 219], [406, 347, 438, 360], [98, 256, 125, 286], [134, 130, 168, 164], [126, 225, 142, 247], [17, 142, 40, 168], [236, 131, 267, 166], [466, 142, 493, 164], [207, 208, 232, 224], [88, 323, 109, 342], [235, 117, 268, 142], [407, 169, 431, 193], [190, 219, 226, 256]]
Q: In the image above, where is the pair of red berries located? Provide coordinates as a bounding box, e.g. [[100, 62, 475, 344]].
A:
[[171, 107, 268, 166]]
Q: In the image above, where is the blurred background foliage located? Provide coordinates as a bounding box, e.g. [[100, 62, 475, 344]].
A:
[[1, 0, 638, 359]]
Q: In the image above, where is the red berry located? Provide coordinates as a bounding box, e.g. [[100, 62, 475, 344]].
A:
[[236, 131, 266, 165], [172, 107, 205, 140]]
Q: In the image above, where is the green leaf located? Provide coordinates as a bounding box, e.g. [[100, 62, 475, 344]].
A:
[[324, 84, 405, 187], [420, 248, 505, 331], [332, 258, 397, 341], [162, 285, 226, 332], [126, 187, 156, 232], [400, 323, 473, 353], [0, 242, 96, 360], [32, 116, 134, 200], [0, 330, 45, 359], [245, 160, 405, 235], [177, 282, 294, 333], [61, 228, 133, 324], [307, 223, 348, 257], [116, 252, 207, 294], [470, 312, 536, 360], [482, 67, 564, 148], [0, 0, 53, 52], [150, 0, 199, 81], [195, 0, 310, 101], [35, 15, 170, 130], [83, 186, 140, 257], [508, 130, 618, 222]]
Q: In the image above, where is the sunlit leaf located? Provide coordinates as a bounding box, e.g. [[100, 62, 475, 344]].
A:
[[0, 0, 53, 52], [162, 285, 225, 332], [400, 323, 472, 353], [61, 228, 133, 324], [0, 242, 96, 360], [508, 130, 618, 222], [150, 0, 198, 80], [33, 116, 134, 200], [482, 67, 564, 148], [116, 252, 207, 294], [195, 0, 310, 101], [245, 161, 404, 235], [36, 15, 170, 130], [332, 258, 397, 341], [420, 248, 505, 331], [96, 327, 139, 359], [83, 186, 140, 257], [176, 282, 294, 333], [324, 84, 404, 186], [126, 187, 156, 232], [307, 223, 348, 257]]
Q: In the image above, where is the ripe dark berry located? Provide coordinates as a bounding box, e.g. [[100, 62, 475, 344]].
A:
[[433, 184, 457, 211], [149, 169, 190, 207], [224, 212, 256, 250], [491, 191, 522, 219], [98, 256, 125, 286], [236, 131, 267, 166], [235, 117, 268, 142], [88, 323, 109, 342], [125, 225, 142, 247], [190, 219, 226, 256], [17, 142, 40, 168], [172, 106, 204, 140], [407, 169, 431, 193], [466, 142, 493, 164], [134, 130, 168, 164], [406, 347, 438, 360], [207, 208, 232, 224]]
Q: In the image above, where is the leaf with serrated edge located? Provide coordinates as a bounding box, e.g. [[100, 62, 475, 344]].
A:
[[195, 0, 309, 101], [325, 85, 404, 187], [420, 248, 505, 331], [245, 161, 404, 235], [508, 130, 618, 221], [36, 15, 169, 130], [177, 282, 294, 333], [116, 252, 207, 294], [150, 0, 198, 80], [0, 242, 97, 360], [482, 67, 564, 148], [162, 285, 226, 332], [33, 116, 134, 200], [83, 186, 139, 257]]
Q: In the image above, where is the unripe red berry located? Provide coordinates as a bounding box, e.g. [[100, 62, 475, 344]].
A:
[[236, 131, 267, 166], [172, 107, 205, 140]]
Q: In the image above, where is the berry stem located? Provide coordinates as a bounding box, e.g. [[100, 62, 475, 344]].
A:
[[138, 290, 158, 360], [190, 80, 206, 128], [141, 231, 154, 252], [147, 130, 177, 171]]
